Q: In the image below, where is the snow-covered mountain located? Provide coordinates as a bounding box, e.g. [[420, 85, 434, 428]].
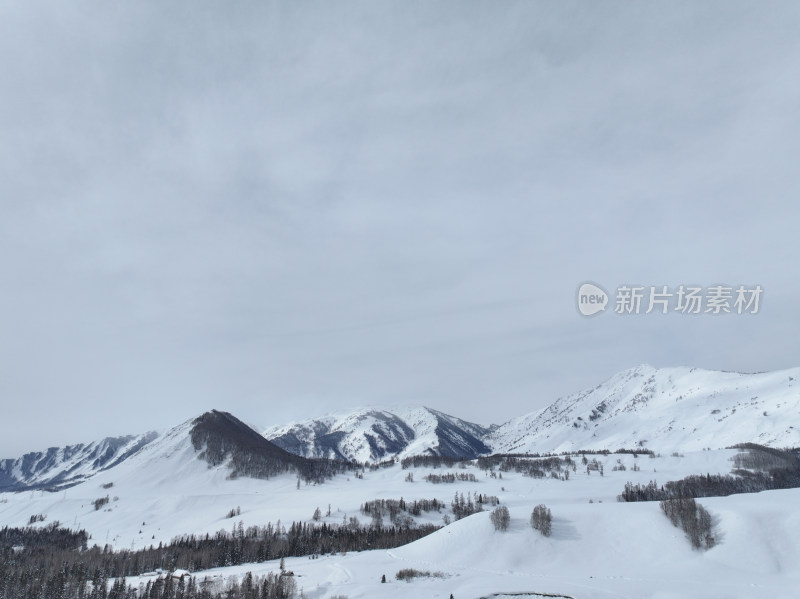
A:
[[3, 369, 800, 598], [0, 432, 159, 492], [0, 410, 362, 549], [190, 409, 347, 481], [488, 364, 800, 453], [263, 406, 493, 462], [0, 410, 333, 493], [3, 365, 799, 494], [264, 365, 800, 461]]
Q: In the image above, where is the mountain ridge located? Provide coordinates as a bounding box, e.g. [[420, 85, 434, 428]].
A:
[[486, 364, 800, 453], [0, 432, 159, 493], [263, 405, 493, 462], [3, 364, 799, 492]]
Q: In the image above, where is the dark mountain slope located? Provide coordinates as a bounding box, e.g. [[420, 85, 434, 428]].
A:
[[190, 410, 352, 482]]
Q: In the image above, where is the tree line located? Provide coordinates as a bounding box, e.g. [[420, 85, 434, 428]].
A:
[[476, 455, 574, 479], [0, 518, 441, 599], [400, 455, 467, 469], [619, 444, 800, 502], [424, 472, 478, 484], [450, 492, 499, 520], [360, 497, 445, 522], [619, 463, 800, 502]]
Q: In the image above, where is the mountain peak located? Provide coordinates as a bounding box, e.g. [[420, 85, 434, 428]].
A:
[[264, 405, 491, 462], [190, 410, 308, 479], [488, 365, 800, 453]]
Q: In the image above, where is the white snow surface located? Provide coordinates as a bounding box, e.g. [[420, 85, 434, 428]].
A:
[[488, 364, 800, 453], [3, 440, 800, 597]]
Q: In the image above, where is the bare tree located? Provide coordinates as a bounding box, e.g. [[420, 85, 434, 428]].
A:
[[490, 505, 510, 531], [530, 504, 552, 537]]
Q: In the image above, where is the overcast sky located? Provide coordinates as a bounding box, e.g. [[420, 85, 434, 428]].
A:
[[1, 1, 799, 456]]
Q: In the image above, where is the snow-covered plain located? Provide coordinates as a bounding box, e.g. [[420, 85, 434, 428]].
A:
[[2, 436, 798, 598]]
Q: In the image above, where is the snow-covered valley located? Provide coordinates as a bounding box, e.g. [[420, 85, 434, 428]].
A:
[[3, 445, 799, 598], [2, 365, 800, 598]]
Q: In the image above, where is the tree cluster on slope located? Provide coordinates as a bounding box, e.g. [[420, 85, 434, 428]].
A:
[[660, 497, 715, 550], [730, 443, 800, 471], [395, 568, 446, 581], [530, 504, 552, 537], [400, 455, 467, 469], [451, 491, 498, 520], [0, 523, 87, 551], [476, 455, 574, 480], [424, 472, 478, 484], [618, 469, 800, 502], [618, 443, 800, 502], [490, 506, 510, 531], [360, 497, 444, 524]]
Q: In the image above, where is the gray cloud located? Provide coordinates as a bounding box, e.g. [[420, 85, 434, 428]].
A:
[[1, 1, 799, 455]]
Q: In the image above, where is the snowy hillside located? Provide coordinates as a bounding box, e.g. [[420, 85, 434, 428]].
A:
[[0, 432, 158, 492], [0, 443, 752, 551], [0, 411, 353, 548], [0, 409, 342, 508], [264, 406, 492, 462], [488, 364, 800, 454], [75, 448, 797, 599]]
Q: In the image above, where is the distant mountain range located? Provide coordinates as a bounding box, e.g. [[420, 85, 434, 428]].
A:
[[0, 411, 345, 493], [0, 432, 158, 493], [1, 365, 798, 492]]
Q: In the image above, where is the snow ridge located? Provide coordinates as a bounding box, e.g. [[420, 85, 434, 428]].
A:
[[487, 364, 800, 453], [264, 405, 492, 462], [0, 432, 159, 492]]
